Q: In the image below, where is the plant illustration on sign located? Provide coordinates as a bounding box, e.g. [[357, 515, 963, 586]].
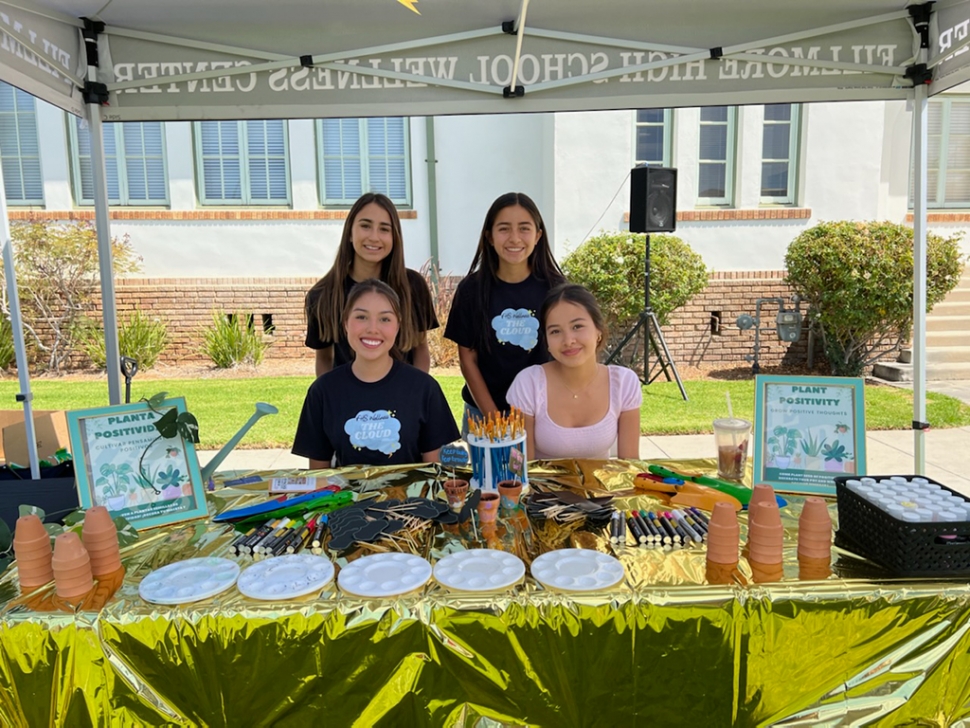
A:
[[822, 440, 850, 472], [96, 463, 134, 510], [138, 392, 199, 496], [799, 429, 828, 471], [767, 426, 801, 469]]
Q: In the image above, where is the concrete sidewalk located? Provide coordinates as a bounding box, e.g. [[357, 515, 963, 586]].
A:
[[198, 425, 970, 496]]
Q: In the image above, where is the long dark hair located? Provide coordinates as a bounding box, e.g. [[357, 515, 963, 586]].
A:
[[465, 192, 564, 349], [306, 193, 417, 352], [539, 283, 610, 354], [342, 279, 404, 361]]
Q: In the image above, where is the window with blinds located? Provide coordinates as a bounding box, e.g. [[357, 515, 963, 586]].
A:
[[919, 97, 970, 208], [698, 106, 736, 205], [634, 109, 672, 167], [761, 104, 800, 204], [318, 118, 410, 206], [195, 120, 290, 205], [0, 82, 43, 205], [71, 118, 168, 205]]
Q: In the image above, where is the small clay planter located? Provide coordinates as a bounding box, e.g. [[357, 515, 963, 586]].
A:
[[443, 479, 469, 512], [477, 491, 500, 523], [749, 560, 785, 583], [798, 554, 832, 580], [497, 480, 523, 509], [51, 532, 93, 599], [747, 529, 785, 549], [706, 541, 740, 565], [749, 484, 776, 512], [706, 560, 738, 585], [14, 514, 54, 590], [709, 502, 740, 534], [748, 501, 783, 529], [82, 506, 122, 577]]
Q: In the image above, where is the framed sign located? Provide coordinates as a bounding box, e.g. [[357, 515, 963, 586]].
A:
[[66, 397, 208, 530], [753, 375, 866, 496]]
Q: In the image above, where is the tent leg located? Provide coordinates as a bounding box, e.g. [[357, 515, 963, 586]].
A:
[[912, 81, 928, 474], [86, 84, 123, 406], [0, 164, 41, 478]]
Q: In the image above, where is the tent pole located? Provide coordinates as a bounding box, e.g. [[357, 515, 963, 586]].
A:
[[424, 117, 439, 275], [0, 160, 41, 478], [84, 23, 122, 405], [912, 52, 930, 475]]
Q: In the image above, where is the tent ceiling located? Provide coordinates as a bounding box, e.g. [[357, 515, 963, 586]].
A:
[[2, 0, 969, 121]]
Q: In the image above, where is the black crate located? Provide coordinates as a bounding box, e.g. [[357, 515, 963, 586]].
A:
[[835, 475, 970, 577]]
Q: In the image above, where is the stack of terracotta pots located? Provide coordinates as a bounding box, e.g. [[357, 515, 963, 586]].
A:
[[747, 498, 785, 583], [13, 514, 54, 591], [81, 506, 123, 578], [797, 497, 832, 580], [51, 532, 94, 600], [705, 502, 740, 585]]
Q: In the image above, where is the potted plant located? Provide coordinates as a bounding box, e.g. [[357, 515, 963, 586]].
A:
[[767, 426, 801, 469], [822, 440, 848, 472], [96, 463, 134, 511], [800, 430, 827, 472]]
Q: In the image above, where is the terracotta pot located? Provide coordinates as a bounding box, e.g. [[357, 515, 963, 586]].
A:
[[13, 514, 54, 590], [798, 554, 831, 580], [749, 484, 776, 512], [797, 546, 832, 560], [82, 506, 122, 577], [709, 502, 740, 533], [477, 491, 500, 523], [748, 545, 784, 565], [706, 541, 740, 565], [706, 560, 738, 585], [748, 500, 783, 529], [52, 532, 94, 599], [747, 528, 784, 548], [442, 479, 469, 512], [707, 521, 741, 545], [497, 480, 523, 509], [749, 560, 785, 583]]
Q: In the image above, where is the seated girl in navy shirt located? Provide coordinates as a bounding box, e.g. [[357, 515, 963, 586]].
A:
[[293, 279, 459, 468]]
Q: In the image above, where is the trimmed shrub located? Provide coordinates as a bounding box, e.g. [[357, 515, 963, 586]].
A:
[[200, 312, 269, 368], [0, 315, 15, 370], [420, 260, 459, 369], [561, 231, 708, 333], [83, 310, 170, 370], [785, 221, 965, 376]]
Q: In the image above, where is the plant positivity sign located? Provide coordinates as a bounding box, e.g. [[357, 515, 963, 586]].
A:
[[753, 375, 866, 496], [66, 395, 207, 530]]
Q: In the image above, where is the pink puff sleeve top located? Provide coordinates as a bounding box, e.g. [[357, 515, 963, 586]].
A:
[[506, 365, 642, 459]]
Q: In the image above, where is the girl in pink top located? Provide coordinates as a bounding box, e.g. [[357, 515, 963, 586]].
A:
[[507, 284, 642, 460]]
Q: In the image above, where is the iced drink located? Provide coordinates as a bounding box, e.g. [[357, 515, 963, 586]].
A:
[[713, 417, 751, 480]]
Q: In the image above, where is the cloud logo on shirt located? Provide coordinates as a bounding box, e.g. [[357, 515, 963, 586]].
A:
[[491, 308, 539, 351], [344, 410, 402, 456]]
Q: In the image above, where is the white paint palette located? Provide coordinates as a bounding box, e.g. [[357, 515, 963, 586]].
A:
[[530, 549, 625, 592], [433, 549, 525, 592], [337, 553, 432, 598], [237, 554, 335, 600], [139, 557, 240, 605]]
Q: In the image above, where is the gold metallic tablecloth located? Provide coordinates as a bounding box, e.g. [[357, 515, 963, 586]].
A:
[[2, 458, 970, 727]]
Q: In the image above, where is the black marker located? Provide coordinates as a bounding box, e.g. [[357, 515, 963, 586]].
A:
[[633, 511, 654, 546], [627, 513, 645, 545]]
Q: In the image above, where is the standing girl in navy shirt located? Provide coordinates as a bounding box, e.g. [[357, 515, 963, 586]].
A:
[[293, 279, 459, 468], [305, 193, 437, 376], [444, 192, 565, 433]]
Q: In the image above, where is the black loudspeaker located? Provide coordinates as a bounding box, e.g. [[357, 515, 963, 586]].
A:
[[630, 166, 677, 233]]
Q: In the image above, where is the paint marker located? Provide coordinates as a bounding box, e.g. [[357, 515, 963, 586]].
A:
[[240, 520, 277, 554], [638, 510, 661, 544], [672, 510, 703, 544], [610, 512, 622, 544], [655, 511, 679, 545], [688, 507, 710, 526], [678, 511, 707, 541], [647, 512, 673, 548], [258, 518, 295, 554], [251, 518, 287, 554], [632, 511, 655, 546], [683, 511, 707, 539], [627, 512, 645, 545], [311, 518, 327, 549], [665, 511, 691, 545]]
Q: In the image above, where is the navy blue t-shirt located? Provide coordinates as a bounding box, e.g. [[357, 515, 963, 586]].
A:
[[444, 272, 554, 411], [292, 360, 459, 466], [304, 269, 438, 367]]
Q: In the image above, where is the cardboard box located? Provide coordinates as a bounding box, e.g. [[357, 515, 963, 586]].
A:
[[0, 410, 70, 465]]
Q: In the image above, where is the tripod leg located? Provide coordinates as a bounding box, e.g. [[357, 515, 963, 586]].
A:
[[646, 312, 688, 401], [605, 314, 647, 376]]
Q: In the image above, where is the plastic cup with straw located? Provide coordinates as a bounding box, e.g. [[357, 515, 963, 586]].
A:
[[713, 390, 751, 480]]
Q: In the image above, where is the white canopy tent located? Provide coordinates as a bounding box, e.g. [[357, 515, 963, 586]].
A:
[[1, 0, 969, 476]]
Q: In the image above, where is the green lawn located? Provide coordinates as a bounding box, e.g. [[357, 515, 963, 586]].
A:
[[0, 375, 967, 450]]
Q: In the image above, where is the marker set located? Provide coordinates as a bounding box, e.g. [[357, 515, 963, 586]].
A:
[[610, 508, 710, 550], [229, 514, 328, 559]]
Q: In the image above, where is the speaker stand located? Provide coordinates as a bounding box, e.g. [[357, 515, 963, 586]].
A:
[[604, 234, 688, 401]]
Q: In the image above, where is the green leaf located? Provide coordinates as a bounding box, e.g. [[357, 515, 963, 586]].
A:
[[43, 523, 62, 538], [146, 392, 169, 409], [62, 510, 86, 526], [154, 408, 179, 439], [0, 519, 11, 553], [113, 516, 139, 548], [176, 413, 200, 444], [18, 504, 45, 520]]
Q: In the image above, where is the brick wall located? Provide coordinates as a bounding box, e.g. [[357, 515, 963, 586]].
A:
[[97, 272, 812, 370]]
